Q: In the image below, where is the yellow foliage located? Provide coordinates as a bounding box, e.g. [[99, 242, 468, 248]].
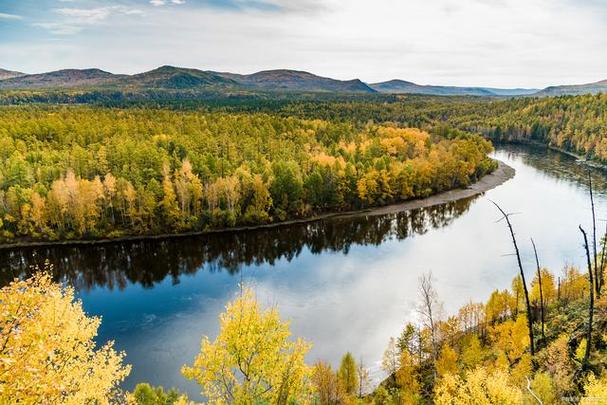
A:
[[436, 345, 458, 377], [581, 374, 607, 404], [434, 367, 523, 405], [0, 272, 130, 404], [182, 286, 312, 404], [489, 315, 529, 364]]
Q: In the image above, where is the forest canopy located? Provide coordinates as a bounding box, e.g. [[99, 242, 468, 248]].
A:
[[0, 106, 495, 242]]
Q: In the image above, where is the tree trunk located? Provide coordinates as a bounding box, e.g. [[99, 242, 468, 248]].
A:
[[492, 201, 535, 356], [579, 225, 594, 371], [531, 238, 546, 343]]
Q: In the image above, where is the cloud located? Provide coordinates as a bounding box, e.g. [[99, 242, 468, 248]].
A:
[[33, 6, 143, 35], [150, 0, 186, 6], [32, 21, 82, 35], [4, 0, 607, 87], [56, 6, 143, 23], [0, 12, 23, 20]]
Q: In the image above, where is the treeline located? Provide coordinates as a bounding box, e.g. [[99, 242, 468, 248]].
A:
[[0, 106, 495, 242]]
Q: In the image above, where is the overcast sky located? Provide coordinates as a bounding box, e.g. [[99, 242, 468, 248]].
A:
[[0, 0, 606, 88]]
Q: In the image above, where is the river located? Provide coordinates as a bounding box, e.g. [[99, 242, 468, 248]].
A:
[[1, 144, 605, 398]]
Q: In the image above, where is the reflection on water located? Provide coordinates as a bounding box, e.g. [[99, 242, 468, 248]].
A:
[[0, 197, 477, 290], [1, 144, 606, 398]]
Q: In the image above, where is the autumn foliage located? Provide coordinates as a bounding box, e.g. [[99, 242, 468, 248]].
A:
[[0, 270, 130, 404]]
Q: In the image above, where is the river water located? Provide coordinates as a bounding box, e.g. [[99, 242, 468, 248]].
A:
[[1, 144, 605, 398]]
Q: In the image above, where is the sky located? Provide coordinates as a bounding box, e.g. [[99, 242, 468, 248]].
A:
[[0, 0, 606, 88]]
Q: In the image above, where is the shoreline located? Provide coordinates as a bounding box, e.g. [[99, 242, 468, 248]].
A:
[[0, 160, 515, 251]]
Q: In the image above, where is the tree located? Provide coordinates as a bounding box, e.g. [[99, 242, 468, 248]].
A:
[[418, 271, 442, 370], [357, 358, 370, 398], [311, 361, 341, 405], [434, 367, 522, 405], [181, 286, 312, 404], [0, 271, 131, 403], [579, 225, 594, 370], [492, 201, 535, 356], [382, 337, 401, 384], [129, 383, 183, 405], [337, 352, 358, 396], [395, 350, 421, 403], [436, 345, 458, 377]]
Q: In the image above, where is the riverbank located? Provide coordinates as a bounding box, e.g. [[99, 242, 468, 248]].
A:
[[0, 160, 515, 250]]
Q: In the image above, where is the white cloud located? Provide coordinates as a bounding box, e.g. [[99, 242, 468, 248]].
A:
[[32, 22, 82, 35], [150, 0, 186, 6], [55, 6, 143, 23], [7, 0, 607, 87], [0, 12, 23, 20], [32, 6, 143, 35]]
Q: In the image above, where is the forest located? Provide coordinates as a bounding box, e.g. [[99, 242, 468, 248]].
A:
[[0, 106, 495, 242]]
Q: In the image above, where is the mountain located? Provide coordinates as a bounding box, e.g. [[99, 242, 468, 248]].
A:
[[0, 68, 25, 80], [0, 66, 374, 93], [0, 68, 121, 89], [369, 79, 538, 96], [534, 79, 607, 96], [120, 66, 238, 89], [214, 69, 376, 93], [2, 65, 604, 96]]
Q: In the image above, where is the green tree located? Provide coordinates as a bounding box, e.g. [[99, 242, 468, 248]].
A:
[[337, 352, 359, 396]]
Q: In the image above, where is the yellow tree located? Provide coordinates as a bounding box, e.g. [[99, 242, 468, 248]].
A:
[[311, 361, 341, 405], [0, 272, 131, 404], [434, 367, 522, 405], [182, 287, 312, 404], [436, 345, 458, 377]]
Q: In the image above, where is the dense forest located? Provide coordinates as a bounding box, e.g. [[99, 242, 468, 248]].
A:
[[0, 106, 495, 243]]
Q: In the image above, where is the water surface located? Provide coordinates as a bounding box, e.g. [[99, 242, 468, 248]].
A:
[[2, 145, 605, 398]]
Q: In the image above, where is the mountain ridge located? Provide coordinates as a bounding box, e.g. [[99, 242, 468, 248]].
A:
[[0, 68, 26, 80], [0, 66, 604, 96]]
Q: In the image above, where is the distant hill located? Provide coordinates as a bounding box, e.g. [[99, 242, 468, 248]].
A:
[[0, 68, 25, 80], [369, 79, 538, 96], [1, 65, 605, 96], [0, 66, 375, 93], [214, 69, 376, 93], [120, 66, 238, 89], [0, 68, 122, 89], [534, 79, 607, 96]]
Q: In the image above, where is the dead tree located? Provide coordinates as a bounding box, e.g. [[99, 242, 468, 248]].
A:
[[531, 238, 546, 343], [599, 221, 607, 294], [588, 172, 601, 297], [579, 225, 594, 371], [418, 271, 442, 373], [492, 201, 535, 356]]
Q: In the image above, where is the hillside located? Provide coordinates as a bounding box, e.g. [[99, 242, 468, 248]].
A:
[[215, 69, 376, 93], [535, 78, 607, 96], [0, 68, 25, 80], [0, 68, 121, 89], [369, 79, 538, 96], [119, 65, 239, 89]]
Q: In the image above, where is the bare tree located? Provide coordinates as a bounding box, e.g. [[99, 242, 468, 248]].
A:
[[531, 238, 546, 343], [599, 221, 607, 294], [492, 201, 535, 356], [357, 357, 370, 398], [588, 172, 601, 297], [417, 271, 442, 370], [579, 225, 594, 371]]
